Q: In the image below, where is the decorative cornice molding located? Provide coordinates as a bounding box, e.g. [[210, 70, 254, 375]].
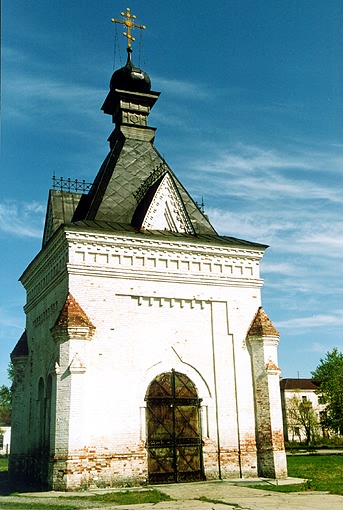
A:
[[65, 229, 265, 259], [65, 230, 264, 286], [66, 263, 264, 288]]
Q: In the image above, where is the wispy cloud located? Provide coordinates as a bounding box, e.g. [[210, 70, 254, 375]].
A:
[[262, 262, 300, 275], [3, 75, 104, 125], [276, 311, 343, 331], [152, 76, 210, 99], [0, 307, 24, 335], [0, 200, 45, 238], [194, 139, 340, 170], [187, 143, 341, 205], [2, 46, 107, 135]]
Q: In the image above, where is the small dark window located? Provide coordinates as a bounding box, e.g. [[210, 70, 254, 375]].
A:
[[301, 395, 307, 403], [0, 434, 3, 449]]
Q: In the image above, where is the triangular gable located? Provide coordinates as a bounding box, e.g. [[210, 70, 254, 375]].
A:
[[134, 173, 195, 234]]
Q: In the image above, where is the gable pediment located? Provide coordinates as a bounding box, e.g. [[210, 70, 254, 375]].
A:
[[133, 172, 195, 234]]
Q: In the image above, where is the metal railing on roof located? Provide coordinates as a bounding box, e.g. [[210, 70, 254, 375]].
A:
[[52, 176, 92, 193]]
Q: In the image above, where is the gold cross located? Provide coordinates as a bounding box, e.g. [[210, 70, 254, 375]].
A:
[[111, 7, 146, 48]]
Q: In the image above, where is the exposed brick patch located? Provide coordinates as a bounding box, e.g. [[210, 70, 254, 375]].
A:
[[247, 307, 279, 337], [53, 293, 95, 332], [50, 445, 148, 490]]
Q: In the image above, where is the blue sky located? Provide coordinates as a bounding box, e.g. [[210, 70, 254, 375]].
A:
[[1, 0, 341, 386]]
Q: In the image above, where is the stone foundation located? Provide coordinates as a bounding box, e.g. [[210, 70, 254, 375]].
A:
[[10, 441, 274, 490]]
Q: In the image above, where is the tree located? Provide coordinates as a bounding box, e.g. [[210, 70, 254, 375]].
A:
[[0, 362, 13, 426], [0, 385, 11, 426], [286, 395, 320, 445], [312, 348, 343, 436]]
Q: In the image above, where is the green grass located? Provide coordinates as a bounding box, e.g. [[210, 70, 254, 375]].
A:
[[287, 454, 343, 494], [0, 457, 8, 472], [67, 488, 172, 504], [0, 504, 77, 510], [249, 454, 343, 495], [0, 489, 172, 509]]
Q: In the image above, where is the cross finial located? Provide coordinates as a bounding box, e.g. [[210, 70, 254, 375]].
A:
[[111, 7, 146, 48]]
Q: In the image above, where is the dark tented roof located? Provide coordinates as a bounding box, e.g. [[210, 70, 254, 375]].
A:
[[42, 66, 267, 252], [72, 138, 217, 234]]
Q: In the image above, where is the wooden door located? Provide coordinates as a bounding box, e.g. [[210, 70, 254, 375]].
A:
[[145, 370, 204, 483]]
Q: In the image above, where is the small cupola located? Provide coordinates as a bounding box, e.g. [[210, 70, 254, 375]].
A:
[[101, 6, 158, 129], [109, 47, 151, 93]]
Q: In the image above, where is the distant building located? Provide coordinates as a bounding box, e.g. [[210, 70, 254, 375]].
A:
[[280, 378, 326, 442], [0, 427, 11, 455]]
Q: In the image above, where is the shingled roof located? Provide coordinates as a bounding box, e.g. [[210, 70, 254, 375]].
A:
[[280, 378, 319, 390]]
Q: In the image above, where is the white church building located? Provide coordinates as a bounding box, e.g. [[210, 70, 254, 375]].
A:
[[10, 12, 287, 490]]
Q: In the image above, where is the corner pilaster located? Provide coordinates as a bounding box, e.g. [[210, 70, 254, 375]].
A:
[[50, 294, 95, 487], [246, 307, 287, 479]]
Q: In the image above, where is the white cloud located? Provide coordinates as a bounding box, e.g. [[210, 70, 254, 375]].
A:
[[193, 142, 340, 173], [3, 75, 104, 122], [262, 262, 299, 275], [152, 76, 209, 99], [2, 44, 106, 133], [185, 143, 341, 207], [0, 201, 44, 239], [276, 311, 343, 330], [0, 307, 24, 335]]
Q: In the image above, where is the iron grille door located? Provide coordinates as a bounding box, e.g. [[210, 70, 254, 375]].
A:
[[145, 370, 204, 483]]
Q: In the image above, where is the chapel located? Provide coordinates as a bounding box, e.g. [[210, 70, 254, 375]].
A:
[[9, 9, 287, 490]]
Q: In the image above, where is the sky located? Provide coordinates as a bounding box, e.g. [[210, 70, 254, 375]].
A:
[[0, 0, 341, 386]]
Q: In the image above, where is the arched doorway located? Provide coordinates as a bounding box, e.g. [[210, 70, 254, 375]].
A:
[[145, 370, 205, 483]]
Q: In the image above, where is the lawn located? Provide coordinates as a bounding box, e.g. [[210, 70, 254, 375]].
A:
[[0, 457, 8, 473], [0, 489, 172, 509], [286, 454, 343, 494], [247, 454, 343, 495]]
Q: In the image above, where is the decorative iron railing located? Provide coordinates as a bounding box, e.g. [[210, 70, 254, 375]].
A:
[[52, 176, 92, 193]]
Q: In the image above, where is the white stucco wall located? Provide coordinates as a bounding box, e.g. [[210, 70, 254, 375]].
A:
[[11, 226, 286, 488]]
